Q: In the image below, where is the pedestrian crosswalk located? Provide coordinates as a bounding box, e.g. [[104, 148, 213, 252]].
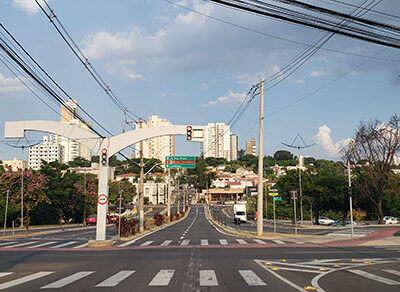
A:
[[0, 268, 268, 290], [0, 240, 88, 249], [0, 237, 304, 250], [1, 266, 398, 289]]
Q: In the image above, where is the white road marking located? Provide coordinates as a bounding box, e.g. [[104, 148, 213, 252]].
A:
[[236, 239, 247, 244], [0, 273, 13, 279], [161, 240, 172, 246], [219, 239, 228, 245], [348, 270, 400, 285], [383, 270, 400, 277], [4, 241, 37, 248], [140, 241, 153, 246], [0, 242, 16, 247], [272, 240, 285, 244], [95, 270, 135, 287], [180, 240, 190, 246], [199, 270, 218, 286], [239, 270, 267, 286], [73, 243, 88, 249], [148, 270, 175, 286], [40, 271, 95, 289], [253, 239, 266, 244], [27, 241, 56, 248], [201, 239, 209, 246], [50, 241, 77, 248], [0, 272, 54, 290]]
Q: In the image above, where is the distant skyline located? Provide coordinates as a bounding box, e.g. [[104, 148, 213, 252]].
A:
[[1, 0, 400, 162]]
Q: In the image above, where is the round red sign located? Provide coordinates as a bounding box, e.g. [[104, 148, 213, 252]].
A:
[[97, 194, 108, 205]]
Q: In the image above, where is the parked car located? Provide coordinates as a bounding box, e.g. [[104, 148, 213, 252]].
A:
[[86, 215, 97, 226], [314, 217, 335, 225], [384, 216, 399, 224], [332, 219, 356, 226], [107, 215, 118, 224]]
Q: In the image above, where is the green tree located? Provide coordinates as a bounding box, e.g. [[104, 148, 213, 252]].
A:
[[67, 157, 91, 167], [274, 150, 293, 161]]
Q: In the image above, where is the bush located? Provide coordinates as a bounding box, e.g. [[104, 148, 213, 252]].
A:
[[116, 217, 139, 237], [154, 213, 164, 226]]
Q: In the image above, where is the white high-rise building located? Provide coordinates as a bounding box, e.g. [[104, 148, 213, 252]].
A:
[[134, 115, 176, 161], [230, 134, 238, 161], [28, 135, 64, 170], [54, 99, 92, 163], [202, 123, 231, 161]]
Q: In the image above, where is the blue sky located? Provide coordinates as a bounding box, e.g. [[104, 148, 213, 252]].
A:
[[1, 0, 400, 162]]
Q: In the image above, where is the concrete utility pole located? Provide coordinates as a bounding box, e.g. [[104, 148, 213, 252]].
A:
[[348, 161, 354, 239], [20, 167, 24, 228], [139, 120, 145, 232], [257, 78, 264, 236], [177, 172, 180, 213], [299, 167, 303, 224]]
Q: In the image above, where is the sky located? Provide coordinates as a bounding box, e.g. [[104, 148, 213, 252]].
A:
[[1, 0, 400, 162]]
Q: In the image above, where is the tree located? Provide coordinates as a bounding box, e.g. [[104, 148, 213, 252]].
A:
[[0, 170, 48, 230], [238, 149, 245, 159], [344, 115, 400, 224], [67, 157, 91, 167], [274, 150, 293, 161]]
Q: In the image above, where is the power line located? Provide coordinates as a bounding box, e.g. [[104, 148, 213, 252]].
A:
[[35, 0, 142, 123], [163, 0, 400, 63]]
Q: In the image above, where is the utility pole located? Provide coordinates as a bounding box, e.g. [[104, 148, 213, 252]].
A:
[[139, 119, 145, 232], [348, 161, 354, 239], [299, 167, 303, 224], [3, 190, 10, 236], [291, 190, 298, 235], [20, 166, 24, 228], [83, 171, 87, 225], [177, 172, 180, 213], [167, 168, 171, 219], [118, 182, 122, 238], [257, 78, 264, 236]]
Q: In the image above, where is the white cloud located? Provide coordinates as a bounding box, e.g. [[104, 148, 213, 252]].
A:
[[309, 70, 328, 78], [201, 82, 208, 90], [105, 60, 143, 80], [0, 73, 27, 93], [313, 125, 352, 157], [296, 79, 304, 84], [12, 0, 52, 15], [202, 90, 246, 107]]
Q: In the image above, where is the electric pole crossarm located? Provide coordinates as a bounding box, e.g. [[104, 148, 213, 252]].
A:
[[4, 120, 102, 152]]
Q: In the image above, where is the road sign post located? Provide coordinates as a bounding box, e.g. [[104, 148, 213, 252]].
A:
[[268, 186, 279, 235]]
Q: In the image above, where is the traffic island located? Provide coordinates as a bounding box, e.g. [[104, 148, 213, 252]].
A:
[[87, 239, 114, 248]]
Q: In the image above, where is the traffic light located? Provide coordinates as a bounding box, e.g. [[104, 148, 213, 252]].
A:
[[186, 125, 193, 141], [101, 148, 108, 166]]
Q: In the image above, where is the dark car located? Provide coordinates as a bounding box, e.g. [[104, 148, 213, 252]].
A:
[[86, 215, 97, 226]]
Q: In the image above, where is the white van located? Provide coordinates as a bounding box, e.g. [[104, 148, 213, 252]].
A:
[[233, 203, 247, 223]]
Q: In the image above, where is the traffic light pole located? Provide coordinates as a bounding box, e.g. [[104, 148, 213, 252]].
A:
[[118, 184, 122, 238], [167, 169, 171, 219], [139, 129, 145, 232]]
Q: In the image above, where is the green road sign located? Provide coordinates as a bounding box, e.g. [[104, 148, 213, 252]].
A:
[[273, 196, 282, 202], [165, 156, 196, 161], [165, 164, 196, 169]]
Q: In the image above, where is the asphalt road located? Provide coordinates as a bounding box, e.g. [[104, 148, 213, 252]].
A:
[[0, 205, 400, 291]]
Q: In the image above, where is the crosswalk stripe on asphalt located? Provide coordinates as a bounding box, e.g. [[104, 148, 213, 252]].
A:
[[50, 241, 77, 248], [148, 270, 175, 286], [236, 239, 247, 244], [95, 270, 136, 287], [253, 239, 266, 244], [0, 272, 54, 290], [27, 241, 56, 249], [4, 241, 37, 248], [0, 273, 13, 279], [180, 240, 190, 246], [161, 240, 172, 246], [73, 243, 88, 249], [272, 240, 285, 244], [0, 242, 16, 247], [219, 239, 228, 245], [199, 270, 218, 286], [348, 270, 400, 285], [40, 271, 95, 289], [201, 239, 209, 246], [383, 270, 400, 277], [140, 241, 153, 246], [238, 270, 267, 286]]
